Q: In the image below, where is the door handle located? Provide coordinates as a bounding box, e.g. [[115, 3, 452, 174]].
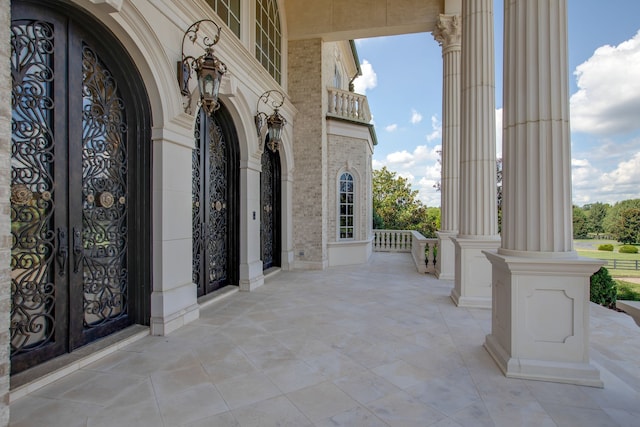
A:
[[56, 227, 68, 276], [73, 226, 83, 273]]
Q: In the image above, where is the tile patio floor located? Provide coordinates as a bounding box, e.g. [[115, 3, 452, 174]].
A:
[[9, 252, 640, 426]]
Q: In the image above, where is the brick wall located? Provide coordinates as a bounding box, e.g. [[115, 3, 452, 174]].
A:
[[288, 39, 328, 265], [0, 0, 12, 424]]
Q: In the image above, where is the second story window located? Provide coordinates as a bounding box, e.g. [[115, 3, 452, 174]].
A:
[[255, 0, 282, 84], [339, 172, 355, 239], [206, 0, 240, 38]]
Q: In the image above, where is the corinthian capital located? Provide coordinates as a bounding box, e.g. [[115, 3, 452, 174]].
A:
[[433, 14, 461, 49]]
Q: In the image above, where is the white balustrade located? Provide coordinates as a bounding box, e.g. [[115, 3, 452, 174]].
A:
[[373, 229, 438, 274], [327, 87, 372, 123]]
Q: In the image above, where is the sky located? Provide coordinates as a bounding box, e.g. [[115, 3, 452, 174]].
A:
[[352, 0, 640, 208]]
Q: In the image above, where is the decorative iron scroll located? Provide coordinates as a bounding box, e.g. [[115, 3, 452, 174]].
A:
[[192, 113, 203, 289], [81, 44, 128, 327], [206, 114, 228, 285], [10, 20, 57, 355], [261, 147, 275, 268]]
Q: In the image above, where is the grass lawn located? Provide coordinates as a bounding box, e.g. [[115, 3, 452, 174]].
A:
[[574, 239, 640, 301], [575, 239, 640, 278]]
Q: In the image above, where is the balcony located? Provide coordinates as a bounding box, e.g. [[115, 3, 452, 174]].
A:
[[8, 252, 640, 426], [327, 87, 372, 124]]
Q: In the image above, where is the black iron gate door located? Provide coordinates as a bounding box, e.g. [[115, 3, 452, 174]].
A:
[[193, 107, 239, 297], [260, 143, 281, 270], [10, 1, 150, 374]]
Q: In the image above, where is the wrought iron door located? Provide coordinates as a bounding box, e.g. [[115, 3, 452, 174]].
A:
[[10, 1, 150, 374], [260, 142, 281, 270], [192, 107, 239, 297]]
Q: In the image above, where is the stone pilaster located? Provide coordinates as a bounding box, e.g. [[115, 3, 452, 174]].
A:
[[288, 39, 328, 269], [452, 0, 500, 307], [484, 0, 603, 386], [433, 14, 461, 281], [0, 0, 11, 423]]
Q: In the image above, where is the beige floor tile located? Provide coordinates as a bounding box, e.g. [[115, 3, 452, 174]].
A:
[[286, 381, 360, 422], [156, 383, 228, 426], [372, 360, 430, 390], [333, 370, 401, 405], [366, 390, 446, 427], [216, 372, 282, 410], [263, 359, 327, 393], [182, 411, 240, 427], [231, 395, 313, 427], [315, 405, 389, 427]]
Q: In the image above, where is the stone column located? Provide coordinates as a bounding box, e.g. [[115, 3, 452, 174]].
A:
[[484, 0, 603, 386], [433, 14, 461, 281], [451, 0, 500, 307]]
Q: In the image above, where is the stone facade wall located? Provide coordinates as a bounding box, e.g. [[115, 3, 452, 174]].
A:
[[0, 0, 11, 424], [288, 39, 328, 267]]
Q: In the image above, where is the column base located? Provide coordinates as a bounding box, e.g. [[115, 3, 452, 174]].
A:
[[150, 281, 199, 335], [483, 251, 604, 387], [435, 231, 456, 280], [484, 334, 603, 387], [451, 237, 501, 308], [240, 260, 265, 291]]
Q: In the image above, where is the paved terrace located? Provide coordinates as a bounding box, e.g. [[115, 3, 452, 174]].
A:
[[9, 253, 640, 426]]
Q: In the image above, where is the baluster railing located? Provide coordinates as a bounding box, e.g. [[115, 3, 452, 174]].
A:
[[327, 87, 372, 124], [373, 229, 439, 274]]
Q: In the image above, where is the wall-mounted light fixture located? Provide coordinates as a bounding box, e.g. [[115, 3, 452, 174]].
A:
[[255, 90, 287, 152], [178, 19, 227, 115]]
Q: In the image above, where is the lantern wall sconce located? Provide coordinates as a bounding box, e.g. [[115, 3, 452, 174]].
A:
[[255, 90, 287, 152], [178, 19, 227, 116]]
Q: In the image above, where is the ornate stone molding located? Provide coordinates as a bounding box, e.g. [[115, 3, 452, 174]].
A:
[[432, 14, 461, 51]]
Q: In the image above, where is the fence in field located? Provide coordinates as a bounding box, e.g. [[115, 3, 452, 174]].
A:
[[601, 259, 640, 270]]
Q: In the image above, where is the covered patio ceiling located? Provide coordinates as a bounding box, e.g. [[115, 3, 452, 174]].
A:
[[284, 0, 443, 41]]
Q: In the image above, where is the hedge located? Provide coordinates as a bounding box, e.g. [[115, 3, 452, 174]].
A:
[[598, 244, 614, 251], [590, 267, 617, 308], [619, 245, 639, 254]]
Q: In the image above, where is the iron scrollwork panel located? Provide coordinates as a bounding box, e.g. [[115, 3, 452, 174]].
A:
[[206, 115, 228, 290], [10, 20, 58, 356], [192, 113, 204, 294], [81, 44, 128, 328], [261, 148, 275, 269]]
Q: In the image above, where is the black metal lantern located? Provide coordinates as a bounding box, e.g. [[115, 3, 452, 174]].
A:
[[255, 90, 287, 152], [178, 20, 227, 115]]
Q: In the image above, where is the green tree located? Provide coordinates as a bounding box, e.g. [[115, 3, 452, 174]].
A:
[[572, 205, 589, 239], [615, 208, 640, 244], [604, 199, 640, 236], [584, 202, 610, 238], [373, 167, 435, 237]]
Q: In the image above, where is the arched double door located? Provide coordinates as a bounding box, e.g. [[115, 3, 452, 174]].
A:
[[10, 0, 151, 374], [192, 106, 239, 297]]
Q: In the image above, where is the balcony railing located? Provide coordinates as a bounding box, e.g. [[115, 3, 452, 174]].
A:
[[372, 229, 438, 274], [327, 87, 371, 124]]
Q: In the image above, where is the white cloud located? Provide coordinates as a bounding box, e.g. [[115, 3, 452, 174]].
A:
[[352, 60, 377, 95], [410, 109, 423, 124], [426, 115, 442, 142], [385, 124, 398, 132], [375, 144, 443, 207], [570, 30, 640, 136], [572, 152, 640, 205]]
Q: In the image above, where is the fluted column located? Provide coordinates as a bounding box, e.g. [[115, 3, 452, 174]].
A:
[[451, 0, 500, 307], [484, 0, 603, 386], [433, 14, 461, 281]]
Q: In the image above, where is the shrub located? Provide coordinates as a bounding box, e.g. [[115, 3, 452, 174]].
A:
[[617, 282, 640, 301], [590, 267, 617, 308], [598, 244, 614, 251], [619, 245, 639, 254]]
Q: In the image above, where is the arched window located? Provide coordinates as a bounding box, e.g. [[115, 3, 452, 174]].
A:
[[206, 0, 240, 38], [255, 0, 282, 83], [339, 172, 355, 239]]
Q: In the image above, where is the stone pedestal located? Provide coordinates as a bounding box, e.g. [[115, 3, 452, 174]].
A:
[[451, 237, 500, 308], [435, 231, 456, 280], [484, 252, 603, 387]]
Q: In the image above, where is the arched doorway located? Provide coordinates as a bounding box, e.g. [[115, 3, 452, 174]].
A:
[[192, 105, 239, 297], [261, 141, 281, 270], [10, 0, 152, 374]]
